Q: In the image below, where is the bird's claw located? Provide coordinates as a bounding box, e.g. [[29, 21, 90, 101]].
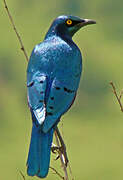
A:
[[51, 144, 69, 167], [55, 155, 60, 160], [51, 146, 60, 154]]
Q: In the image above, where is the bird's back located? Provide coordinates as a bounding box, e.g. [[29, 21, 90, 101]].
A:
[[28, 36, 82, 76], [27, 36, 82, 132]]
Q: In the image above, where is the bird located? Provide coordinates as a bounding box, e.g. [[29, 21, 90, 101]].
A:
[[26, 15, 96, 178]]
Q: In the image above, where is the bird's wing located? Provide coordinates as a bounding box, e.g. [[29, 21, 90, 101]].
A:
[[42, 77, 78, 133], [27, 42, 82, 131], [27, 72, 47, 125]]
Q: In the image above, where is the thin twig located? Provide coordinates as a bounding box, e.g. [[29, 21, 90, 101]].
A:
[[55, 127, 69, 166], [110, 81, 123, 112], [50, 166, 65, 180], [60, 123, 74, 180], [119, 89, 123, 100], [55, 131, 69, 180], [3, 0, 29, 62], [19, 170, 26, 180], [68, 164, 74, 180]]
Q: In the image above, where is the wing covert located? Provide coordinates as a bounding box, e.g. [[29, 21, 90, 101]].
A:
[[42, 78, 77, 133], [27, 73, 47, 125]]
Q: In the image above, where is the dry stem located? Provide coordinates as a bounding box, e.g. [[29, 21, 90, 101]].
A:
[[55, 131, 69, 180], [55, 126, 69, 166], [3, 0, 28, 62], [110, 81, 123, 112], [19, 170, 26, 180], [50, 166, 65, 180]]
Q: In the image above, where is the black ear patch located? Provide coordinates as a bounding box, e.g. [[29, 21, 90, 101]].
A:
[[66, 20, 82, 27]]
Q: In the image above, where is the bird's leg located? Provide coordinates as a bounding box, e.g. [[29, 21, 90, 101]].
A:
[[54, 126, 69, 167]]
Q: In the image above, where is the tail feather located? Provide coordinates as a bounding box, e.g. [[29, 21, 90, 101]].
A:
[[27, 123, 54, 178]]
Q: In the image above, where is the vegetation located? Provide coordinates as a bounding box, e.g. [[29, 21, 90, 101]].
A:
[[1, 0, 123, 179]]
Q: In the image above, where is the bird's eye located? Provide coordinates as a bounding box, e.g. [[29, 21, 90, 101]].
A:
[[66, 19, 73, 26]]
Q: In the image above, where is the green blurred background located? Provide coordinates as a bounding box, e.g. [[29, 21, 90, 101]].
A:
[[1, 0, 123, 179]]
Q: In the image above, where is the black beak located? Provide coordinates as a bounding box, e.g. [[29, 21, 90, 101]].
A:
[[79, 19, 96, 27]]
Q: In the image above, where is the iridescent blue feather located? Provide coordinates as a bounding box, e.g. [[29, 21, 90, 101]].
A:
[[26, 14, 96, 178]]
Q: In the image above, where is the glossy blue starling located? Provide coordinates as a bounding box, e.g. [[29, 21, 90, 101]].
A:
[[26, 15, 96, 178]]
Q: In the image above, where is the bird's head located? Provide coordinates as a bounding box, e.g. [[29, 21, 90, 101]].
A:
[[45, 15, 96, 39]]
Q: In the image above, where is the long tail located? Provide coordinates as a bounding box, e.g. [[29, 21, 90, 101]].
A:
[[27, 123, 54, 178]]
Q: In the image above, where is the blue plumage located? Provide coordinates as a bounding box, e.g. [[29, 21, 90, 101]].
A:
[[27, 15, 96, 178], [27, 111, 53, 178]]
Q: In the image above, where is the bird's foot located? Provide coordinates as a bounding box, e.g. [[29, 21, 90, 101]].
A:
[[51, 143, 69, 167], [51, 143, 60, 154]]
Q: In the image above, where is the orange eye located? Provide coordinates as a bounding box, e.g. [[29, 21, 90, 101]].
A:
[[66, 19, 72, 25]]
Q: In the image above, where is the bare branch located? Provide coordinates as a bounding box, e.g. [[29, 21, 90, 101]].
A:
[[110, 81, 123, 112], [18, 170, 26, 180], [3, 0, 29, 62], [68, 164, 74, 180], [55, 130, 69, 180], [50, 166, 65, 180], [55, 127, 69, 166], [119, 89, 123, 100]]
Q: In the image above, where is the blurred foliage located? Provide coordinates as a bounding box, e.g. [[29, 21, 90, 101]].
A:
[[1, 0, 123, 179]]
